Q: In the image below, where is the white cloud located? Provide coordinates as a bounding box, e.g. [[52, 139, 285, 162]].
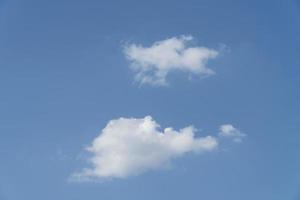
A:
[[219, 124, 246, 143], [73, 116, 218, 179], [123, 35, 219, 86]]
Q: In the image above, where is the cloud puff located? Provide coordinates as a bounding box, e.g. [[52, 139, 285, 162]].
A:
[[219, 124, 246, 143], [123, 35, 219, 86], [73, 116, 218, 179]]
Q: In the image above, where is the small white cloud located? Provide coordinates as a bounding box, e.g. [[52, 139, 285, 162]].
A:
[[123, 35, 219, 86], [73, 116, 218, 179], [219, 124, 246, 143]]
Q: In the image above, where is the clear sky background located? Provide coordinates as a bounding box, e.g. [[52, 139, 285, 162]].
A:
[[0, 0, 300, 199]]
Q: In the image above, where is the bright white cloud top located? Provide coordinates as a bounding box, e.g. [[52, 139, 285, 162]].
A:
[[74, 116, 218, 179], [123, 35, 219, 86], [219, 124, 246, 143]]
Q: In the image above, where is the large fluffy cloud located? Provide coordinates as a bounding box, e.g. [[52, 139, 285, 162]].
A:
[[73, 116, 218, 179], [123, 35, 219, 86]]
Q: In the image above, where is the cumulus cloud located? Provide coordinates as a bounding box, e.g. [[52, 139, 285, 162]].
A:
[[73, 116, 218, 179], [219, 124, 246, 143], [123, 35, 219, 86]]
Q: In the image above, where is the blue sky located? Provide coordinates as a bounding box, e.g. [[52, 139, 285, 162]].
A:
[[0, 0, 300, 199]]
